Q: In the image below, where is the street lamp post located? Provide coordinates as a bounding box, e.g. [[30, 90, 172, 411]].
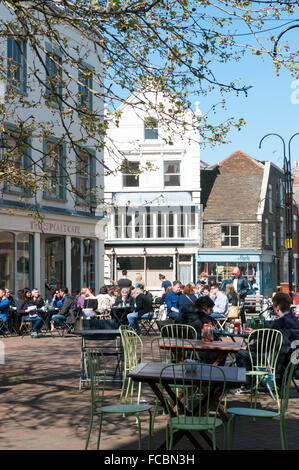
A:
[[259, 133, 298, 299]]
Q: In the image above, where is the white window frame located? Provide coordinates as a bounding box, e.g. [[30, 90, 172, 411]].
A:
[[221, 225, 240, 247]]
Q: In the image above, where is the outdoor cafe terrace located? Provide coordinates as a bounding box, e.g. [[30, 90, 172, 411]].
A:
[[0, 332, 299, 451]]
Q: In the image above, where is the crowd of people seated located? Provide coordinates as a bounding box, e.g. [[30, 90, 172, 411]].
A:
[[1, 266, 298, 347]]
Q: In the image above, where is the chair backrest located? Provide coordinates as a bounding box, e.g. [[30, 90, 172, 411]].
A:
[[159, 362, 226, 425], [248, 328, 283, 374], [120, 325, 143, 372], [160, 323, 198, 340], [151, 336, 198, 363], [279, 361, 295, 416], [86, 348, 107, 408]]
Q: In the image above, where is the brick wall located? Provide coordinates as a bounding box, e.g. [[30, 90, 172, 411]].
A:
[[203, 222, 262, 249]]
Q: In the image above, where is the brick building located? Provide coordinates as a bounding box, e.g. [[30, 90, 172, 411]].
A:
[[198, 150, 287, 296]]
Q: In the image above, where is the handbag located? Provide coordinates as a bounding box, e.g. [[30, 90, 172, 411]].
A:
[[227, 304, 239, 319]]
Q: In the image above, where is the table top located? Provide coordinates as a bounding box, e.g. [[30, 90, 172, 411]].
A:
[[129, 362, 246, 387], [73, 329, 120, 337], [159, 338, 241, 353]]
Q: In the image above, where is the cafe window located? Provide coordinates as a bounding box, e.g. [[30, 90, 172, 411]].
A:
[[0, 232, 14, 291], [16, 233, 32, 295], [45, 237, 65, 299], [83, 239, 95, 290]]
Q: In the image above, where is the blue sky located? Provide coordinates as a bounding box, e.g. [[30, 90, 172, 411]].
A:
[[198, 25, 299, 170]]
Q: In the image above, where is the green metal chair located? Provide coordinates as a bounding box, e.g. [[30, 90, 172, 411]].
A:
[[246, 328, 283, 410], [85, 348, 152, 450], [119, 325, 144, 403], [150, 335, 200, 436], [227, 361, 295, 450], [160, 323, 198, 340], [160, 362, 227, 450]]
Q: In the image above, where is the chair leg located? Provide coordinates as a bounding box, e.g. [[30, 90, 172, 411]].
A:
[[280, 418, 287, 450], [148, 409, 152, 450], [85, 411, 94, 450], [97, 413, 103, 450], [136, 414, 142, 450]]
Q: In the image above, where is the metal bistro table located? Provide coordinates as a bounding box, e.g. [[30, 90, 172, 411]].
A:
[[74, 329, 122, 391], [129, 362, 246, 450]]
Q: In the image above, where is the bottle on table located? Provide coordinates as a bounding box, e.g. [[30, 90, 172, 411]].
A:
[[259, 315, 264, 329], [250, 316, 255, 329]]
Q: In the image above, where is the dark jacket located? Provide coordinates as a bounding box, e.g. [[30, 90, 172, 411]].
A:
[[117, 278, 132, 288], [60, 296, 78, 324], [227, 291, 239, 306], [17, 299, 36, 321], [266, 311, 299, 331], [134, 293, 152, 318], [234, 276, 250, 299], [176, 304, 212, 339], [32, 296, 45, 309], [114, 295, 135, 310]]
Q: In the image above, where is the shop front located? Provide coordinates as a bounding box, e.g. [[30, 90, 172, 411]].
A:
[[0, 209, 104, 300], [106, 245, 197, 293], [196, 250, 275, 296]]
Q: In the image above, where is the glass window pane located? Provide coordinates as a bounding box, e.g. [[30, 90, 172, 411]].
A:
[[231, 226, 239, 236], [83, 239, 95, 291], [144, 118, 158, 140], [45, 237, 65, 299], [16, 233, 30, 294], [0, 232, 14, 291], [71, 238, 81, 295]]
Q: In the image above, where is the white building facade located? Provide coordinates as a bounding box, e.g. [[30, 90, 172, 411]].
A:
[[0, 3, 106, 299], [104, 91, 202, 292]]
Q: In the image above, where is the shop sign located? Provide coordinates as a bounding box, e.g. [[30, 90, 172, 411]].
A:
[[30, 220, 81, 234]]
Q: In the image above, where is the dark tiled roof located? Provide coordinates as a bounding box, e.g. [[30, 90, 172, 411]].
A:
[[201, 150, 264, 221]]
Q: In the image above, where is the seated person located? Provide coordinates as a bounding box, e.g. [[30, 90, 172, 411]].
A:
[[165, 281, 182, 320], [176, 295, 214, 339], [127, 287, 153, 332], [114, 288, 135, 310], [5, 287, 16, 307], [50, 287, 78, 334], [0, 288, 10, 322], [225, 283, 239, 306], [210, 282, 229, 318], [77, 287, 91, 309], [176, 295, 222, 363], [31, 288, 45, 309], [235, 292, 299, 391], [178, 283, 197, 314], [51, 290, 63, 308], [96, 286, 115, 313], [17, 288, 43, 338]]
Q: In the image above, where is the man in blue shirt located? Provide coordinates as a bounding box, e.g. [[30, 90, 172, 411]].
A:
[[159, 274, 172, 292], [0, 287, 10, 322], [165, 281, 182, 320]]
